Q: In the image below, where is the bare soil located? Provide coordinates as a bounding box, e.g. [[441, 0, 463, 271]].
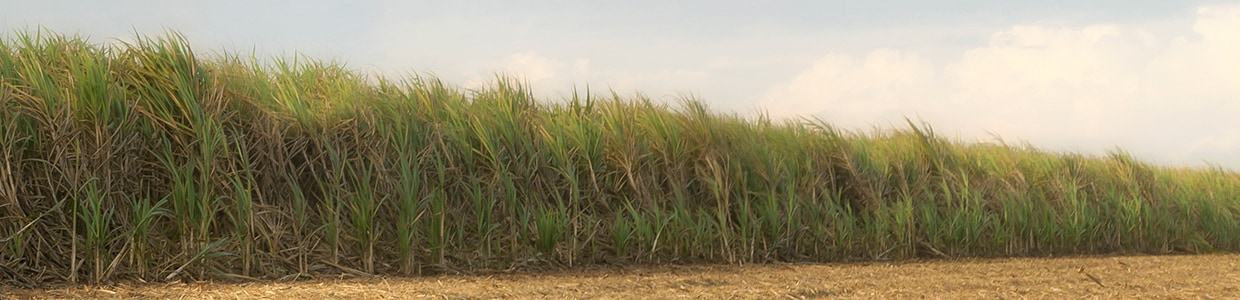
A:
[[5, 254, 1238, 299]]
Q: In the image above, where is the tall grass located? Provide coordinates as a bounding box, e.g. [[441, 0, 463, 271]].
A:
[[2, 29, 1239, 286]]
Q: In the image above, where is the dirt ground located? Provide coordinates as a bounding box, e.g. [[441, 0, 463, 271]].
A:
[[4, 254, 1238, 299]]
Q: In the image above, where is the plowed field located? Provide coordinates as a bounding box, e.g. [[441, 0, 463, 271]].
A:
[[6, 254, 1238, 299]]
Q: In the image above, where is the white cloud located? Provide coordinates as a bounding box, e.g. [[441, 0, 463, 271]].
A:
[[761, 3, 1240, 169], [463, 51, 715, 103], [761, 49, 939, 127], [503, 51, 562, 84], [461, 51, 592, 96]]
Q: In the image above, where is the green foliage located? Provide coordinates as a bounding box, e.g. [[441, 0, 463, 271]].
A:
[[1, 29, 1238, 286]]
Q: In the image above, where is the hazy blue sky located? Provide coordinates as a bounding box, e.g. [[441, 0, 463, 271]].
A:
[[4, 1, 1240, 169]]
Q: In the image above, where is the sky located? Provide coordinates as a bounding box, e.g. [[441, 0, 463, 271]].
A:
[[4, 0, 1239, 170]]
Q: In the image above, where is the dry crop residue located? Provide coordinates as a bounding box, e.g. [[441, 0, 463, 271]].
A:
[[6, 254, 1238, 299]]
